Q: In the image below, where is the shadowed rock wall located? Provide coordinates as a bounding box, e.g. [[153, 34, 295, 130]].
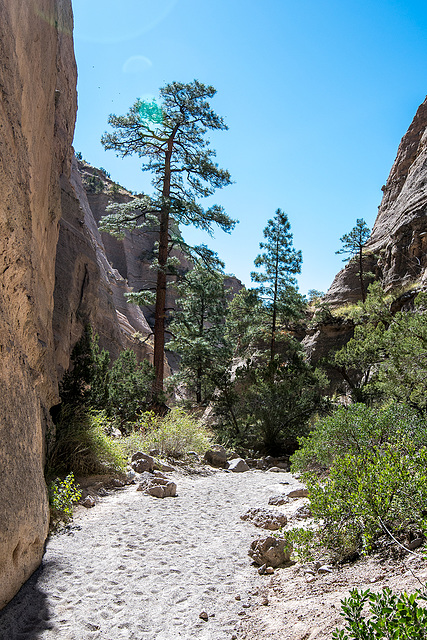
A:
[[0, 0, 77, 608]]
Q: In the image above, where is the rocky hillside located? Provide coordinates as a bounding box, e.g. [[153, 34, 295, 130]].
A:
[[325, 97, 427, 306]]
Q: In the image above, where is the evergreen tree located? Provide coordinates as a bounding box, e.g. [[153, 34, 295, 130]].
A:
[[336, 218, 371, 302], [251, 209, 303, 363], [100, 80, 236, 398], [168, 263, 230, 404]]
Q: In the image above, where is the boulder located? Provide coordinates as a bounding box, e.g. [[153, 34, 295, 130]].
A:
[[249, 536, 292, 568], [131, 452, 155, 473], [268, 494, 289, 507], [204, 445, 228, 468], [136, 475, 177, 498], [228, 458, 250, 473], [286, 486, 308, 498], [241, 507, 287, 531]]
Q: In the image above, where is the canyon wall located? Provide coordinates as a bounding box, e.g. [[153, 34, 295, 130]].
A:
[[0, 0, 77, 608], [325, 97, 427, 306]]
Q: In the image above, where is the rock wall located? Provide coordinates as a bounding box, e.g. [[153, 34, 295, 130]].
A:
[[53, 159, 154, 382], [0, 0, 77, 608], [325, 97, 427, 306]]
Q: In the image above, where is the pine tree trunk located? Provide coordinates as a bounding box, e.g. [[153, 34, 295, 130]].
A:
[[359, 247, 366, 303]]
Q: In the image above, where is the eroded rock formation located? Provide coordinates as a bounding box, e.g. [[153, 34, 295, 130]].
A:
[[0, 0, 77, 608], [325, 97, 427, 307]]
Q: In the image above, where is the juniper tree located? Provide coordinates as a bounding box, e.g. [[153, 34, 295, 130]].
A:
[[336, 218, 371, 302], [251, 209, 303, 364], [100, 80, 235, 397]]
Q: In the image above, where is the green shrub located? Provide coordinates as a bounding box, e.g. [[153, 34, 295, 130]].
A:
[[48, 473, 81, 528], [333, 586, 427, 639], [307, 439, 427, 558], [107, 350, 154, 429], [136, 408, 213, 459], [47, 406, 125, 475], [290, 404, 427, 559], [291, 403, 427, 475]]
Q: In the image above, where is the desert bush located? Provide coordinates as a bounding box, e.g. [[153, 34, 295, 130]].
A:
[[136, 408, 213, 459], [47, 406, 125, 475], [307, 439, 427, 558], [333, 586, 427, 639], [48, 472, 81, 528], [291, 403, 427, 475], [290, 403, 427, 558]]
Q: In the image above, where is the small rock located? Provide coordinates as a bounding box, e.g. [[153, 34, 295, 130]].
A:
[[265, 567, 274, 574], [242, 603, 251, 608], [258, 564, 267, 575], [267, 466, 284, 472], [131, 452, 155, 473], [318, 564, 333, 574], [126, 470, 136, 484], [241, 507, 287, 531], [82, 495, 96, 508], [407, 537, 423, 550], [110, 478, 125, 488], [249, 536, 292, 568], [204, 445, 228, 468], [228, 458, 250, 473], [261, 597, 269, 606], [235, 594, 241, 601], [110, 427, 122, 439], [285, 486, 308, 498], [268, 494, 289, 506], [149, 448, 160, 457], [154, 460, 175, 473], [306, 575, 316, 583], [199, 611, 209, 622]]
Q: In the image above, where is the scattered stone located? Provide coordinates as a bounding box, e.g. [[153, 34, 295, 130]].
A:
[[261, 597, 269, 606], [82, 496, 96, 508], [265, 567, 275, 574], [110, 427, 122, 439], [125, 470, 136, 484], [407, 537, 423, 550], [235, 594, 241, 601], [228, 458, 250, 473], [249, 536, 292, 568], [292, 504, 311, 519], [285, 486, 308, 498], [204, 445, 228, 468], [306, 575, 316, 583], [242, 603, 251, 608], [110, 478, 125, 488], [199, 611, 209, 621], [258, 564, 267, 575], [318, 564, 333, 574], [241, 507, 287, 531], [154, 460, 176, 473], [187, 451, 200, 461], [136, 475, 177, 498], [268, 495, 289, 507], [149, 448, 160, 457], [267, 466, 284, 473], [131, 452, 155, 473]]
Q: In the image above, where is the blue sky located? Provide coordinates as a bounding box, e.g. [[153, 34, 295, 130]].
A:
[[72, 0, 427, 295]]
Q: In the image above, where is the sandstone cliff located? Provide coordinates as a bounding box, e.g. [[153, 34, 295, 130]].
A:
[[325, 97, 427, 306], [0, 0, 77, 608]]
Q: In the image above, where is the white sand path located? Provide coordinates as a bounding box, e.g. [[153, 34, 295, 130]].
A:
[[0, 470, 297, 640]]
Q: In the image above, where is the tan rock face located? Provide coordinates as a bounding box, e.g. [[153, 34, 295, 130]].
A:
[[325, 97, 427, 307], [0, 0, 77, 608]]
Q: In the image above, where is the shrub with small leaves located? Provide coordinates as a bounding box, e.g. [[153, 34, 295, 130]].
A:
[[49, 473, 82, 528], [333, 586, 427, 639]]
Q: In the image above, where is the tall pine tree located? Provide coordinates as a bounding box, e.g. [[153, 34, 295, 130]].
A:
[[100, 80, 236, 397]]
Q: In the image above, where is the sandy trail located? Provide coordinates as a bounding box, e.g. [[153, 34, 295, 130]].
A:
[[0, 470, 297, 640]]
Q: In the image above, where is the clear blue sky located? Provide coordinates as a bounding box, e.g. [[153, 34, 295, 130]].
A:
[[72, 0, 427, 295]]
